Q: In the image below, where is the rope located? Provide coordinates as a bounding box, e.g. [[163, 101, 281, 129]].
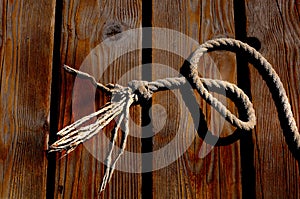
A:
[[49, 38, 299, 193], [63, 65, 112, 93]]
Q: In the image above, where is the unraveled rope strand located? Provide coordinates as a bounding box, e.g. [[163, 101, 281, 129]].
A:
[[49, 38, 299, 193], [63, 65, 112, 93]]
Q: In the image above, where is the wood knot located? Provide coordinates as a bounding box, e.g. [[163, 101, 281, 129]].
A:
[[102, 22, 125, 41]]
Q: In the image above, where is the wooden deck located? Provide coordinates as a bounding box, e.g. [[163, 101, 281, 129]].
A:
[[0, 0, 299, 198]]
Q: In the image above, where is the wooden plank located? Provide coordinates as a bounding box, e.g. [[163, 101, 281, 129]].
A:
[[0, 0, 56, 198], [152, 0, 241, 198], [52, 0, 142, 198], [245, 0, 300, 198]]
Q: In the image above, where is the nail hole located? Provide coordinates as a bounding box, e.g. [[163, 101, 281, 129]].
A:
[[58, 185, 64, 194]]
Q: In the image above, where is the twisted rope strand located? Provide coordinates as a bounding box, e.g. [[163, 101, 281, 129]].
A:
[[49, 38, 299, 193]]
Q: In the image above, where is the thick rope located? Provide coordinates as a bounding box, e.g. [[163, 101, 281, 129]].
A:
[[49, 38, 299, 193]]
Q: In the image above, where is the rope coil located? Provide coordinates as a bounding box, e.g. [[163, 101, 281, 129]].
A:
[[49, 38, 299, 193]]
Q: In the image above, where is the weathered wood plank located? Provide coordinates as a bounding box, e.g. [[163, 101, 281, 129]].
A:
[[53, 0, 142, 198], [0, 0, 56, 198], [245, 0, 300, 198], [152, 0, 241, 198]]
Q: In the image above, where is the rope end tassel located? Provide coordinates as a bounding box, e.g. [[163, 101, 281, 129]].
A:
[[49, 38, 300, 193]]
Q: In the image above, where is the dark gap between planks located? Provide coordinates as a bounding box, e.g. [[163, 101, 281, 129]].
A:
[[234, 0, 256, 198], [141, 0, 154, 198], [46, 0, 63, 198]]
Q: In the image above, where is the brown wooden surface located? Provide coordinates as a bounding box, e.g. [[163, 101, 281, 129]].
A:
[[53, 0, 142, 198], [245, 0, 300, 198], [0, 0, 299, 198], [152, 0, 241, 198], [0, 0, 56, 198]]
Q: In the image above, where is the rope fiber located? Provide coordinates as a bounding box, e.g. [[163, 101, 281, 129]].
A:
[[49, 38, 299, 193]]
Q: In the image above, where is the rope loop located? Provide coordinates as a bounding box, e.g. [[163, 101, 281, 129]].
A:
[[185, 38, 299, 147]]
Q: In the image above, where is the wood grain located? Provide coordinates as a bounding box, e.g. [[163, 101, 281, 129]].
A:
[[152, 0, 241, 198], [0, 0, 56, 198], [52, 0, 142, 198], [245, 0, 300, 198]]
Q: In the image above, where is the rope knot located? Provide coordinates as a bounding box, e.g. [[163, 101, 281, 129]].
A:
[[128, 80, 152, 102], [111, 84, 133, 103]]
